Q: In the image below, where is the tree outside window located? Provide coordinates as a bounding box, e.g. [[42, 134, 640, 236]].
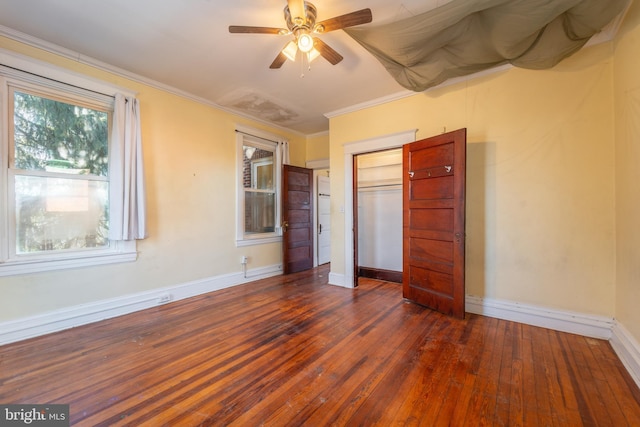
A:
[[11, 89, 110, 254]]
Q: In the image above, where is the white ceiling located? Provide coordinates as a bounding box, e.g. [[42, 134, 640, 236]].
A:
[[0, 0, 455, 135]]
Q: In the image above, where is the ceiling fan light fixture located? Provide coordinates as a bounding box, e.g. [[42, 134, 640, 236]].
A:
[[282, 41, 298, 62], [230, 2, 373, 69], [297, 32, 314, 53], [308, 47, 321, 63]]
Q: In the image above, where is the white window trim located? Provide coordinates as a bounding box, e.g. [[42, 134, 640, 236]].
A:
[[235, 125, 283, 247], [0, 48, 138, 276], [0, 241, 137, 277]]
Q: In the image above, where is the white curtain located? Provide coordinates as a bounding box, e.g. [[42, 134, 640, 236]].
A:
[[279, 140, 289, 165], [109, 93, 147, 240]]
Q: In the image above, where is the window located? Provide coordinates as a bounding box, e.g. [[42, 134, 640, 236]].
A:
[[0, 60, 137, 276], [236, 127, 284, 246], [11, 88, 109, 254]]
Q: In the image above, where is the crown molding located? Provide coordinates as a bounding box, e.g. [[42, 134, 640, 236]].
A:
[[307, 130, 329, 139], [585, 0, 632, 47], [0, 25, 307, 138], [325, 64, 513, 120], [306, 158, 329, 169]]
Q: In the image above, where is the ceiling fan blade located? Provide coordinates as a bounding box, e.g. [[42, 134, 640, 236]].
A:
[[229, 26, 286, 34], [287, 0, 306, 22], [316, 9, 372, 32], [314, 38, 343, 65], [270, 51, 288, 69]]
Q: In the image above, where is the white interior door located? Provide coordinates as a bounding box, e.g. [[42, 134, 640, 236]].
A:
[[317, 175, 331, 265]]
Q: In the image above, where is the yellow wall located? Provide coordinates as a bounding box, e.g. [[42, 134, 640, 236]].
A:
[[330, 42, 617, 317], [614, 1, 640, 342], [306, 132, 330, 162], [2, 11, 638, 348], [0, 37, 306, 321]]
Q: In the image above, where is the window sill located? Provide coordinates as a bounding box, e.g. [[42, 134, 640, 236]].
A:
[[236, 235, 282, 247], [0, 241, 138, 277]]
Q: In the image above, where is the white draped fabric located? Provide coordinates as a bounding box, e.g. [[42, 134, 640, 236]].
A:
[[109, 94, 147, 240], [279, 140, 290, 165]]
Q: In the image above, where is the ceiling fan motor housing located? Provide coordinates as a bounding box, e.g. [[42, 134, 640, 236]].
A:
[[284, 2, 321, 33]]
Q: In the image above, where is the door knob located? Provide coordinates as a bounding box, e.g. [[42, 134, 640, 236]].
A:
[[282, 221, 289, 232]]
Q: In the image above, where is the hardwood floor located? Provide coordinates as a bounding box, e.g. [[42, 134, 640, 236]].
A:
[[1, 264, 639, 426]]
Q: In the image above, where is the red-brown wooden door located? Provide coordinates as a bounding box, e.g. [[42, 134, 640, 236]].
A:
[[282, 165, 314, 274], [403, 129, 466, 318]]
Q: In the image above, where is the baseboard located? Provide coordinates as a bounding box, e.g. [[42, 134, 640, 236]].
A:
[[328, 272, 350, 288], [326, 283, 615, 339], [610, 321, 640, 389], [9, 274, 635, 387], [465, 295, 614, 340], [358, 267, 403, 283], [0, 264, 282, 345]]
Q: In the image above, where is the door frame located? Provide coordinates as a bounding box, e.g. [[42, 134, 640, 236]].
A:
[[340, 129, 416, 288], [355, 149, 404, 285]]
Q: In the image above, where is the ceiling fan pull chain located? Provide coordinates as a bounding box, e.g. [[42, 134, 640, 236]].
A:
[[307, 52, 312, 72]]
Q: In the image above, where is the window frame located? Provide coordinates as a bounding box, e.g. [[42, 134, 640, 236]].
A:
[[235, 126, 283, 247], [0, 51, 138, 277]]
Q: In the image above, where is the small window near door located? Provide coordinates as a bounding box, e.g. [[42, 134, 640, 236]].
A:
[[244, 146, 275, 234], [235, 129, 283, 246]]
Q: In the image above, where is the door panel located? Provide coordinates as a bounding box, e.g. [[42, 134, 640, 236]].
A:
[[283, 165, 314, 274], [289, 227, 311, 242], [412, 176, 454, 200], [403, 128, 466, 318], [410, 239, 453, 265], [410, 208, 453, 230], [288, 209, 310, 223], [412, 143, 453, 167]]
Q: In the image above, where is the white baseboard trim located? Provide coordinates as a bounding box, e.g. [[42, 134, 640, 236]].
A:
[[465, 295, 614, 340], [610, 321, 640, 389], [328, 281, 613, 339], [5, 274, 638, 390], [328, 272, 355, 288], [0, 264, 282, 345], [328, 272, 345, 287]]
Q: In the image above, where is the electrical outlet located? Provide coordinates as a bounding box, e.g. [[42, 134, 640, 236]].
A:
[[241, 256, 248, 264], [157, 294, 172, 304]]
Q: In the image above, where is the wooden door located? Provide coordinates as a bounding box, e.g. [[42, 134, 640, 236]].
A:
[[403, 129, 466, 318], [317, 175, 331, 265], [282, 165, 313, 274]]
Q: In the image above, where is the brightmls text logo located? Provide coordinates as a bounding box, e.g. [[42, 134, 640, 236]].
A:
[[0, 405, 69, 426]]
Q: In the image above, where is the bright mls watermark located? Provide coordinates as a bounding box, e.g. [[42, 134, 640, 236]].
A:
[[0, 405, 69, 426]]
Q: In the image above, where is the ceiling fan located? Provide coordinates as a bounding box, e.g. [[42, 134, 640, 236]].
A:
[[229, 0, 372, 69]]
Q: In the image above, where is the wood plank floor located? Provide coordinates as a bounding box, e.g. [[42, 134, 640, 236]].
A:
[[1, 264, 639, 426]]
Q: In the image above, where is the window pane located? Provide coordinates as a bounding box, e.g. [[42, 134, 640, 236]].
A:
[[15, 175, 109, 254], [242, 146, 273, 190], [13, 91, 109, 176], [244, 191, 275, 234]]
